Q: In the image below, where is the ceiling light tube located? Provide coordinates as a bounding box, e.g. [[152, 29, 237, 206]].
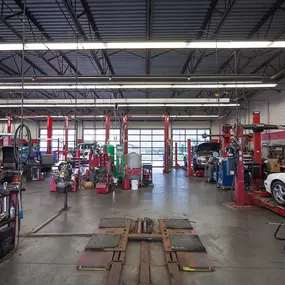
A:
[[0, 104, 115, 108], [0, 98, 230, 104], [0, 84, 276, 90], [170, 115, 219, 118], [0, 103, 239, 108], [1, 41, 285, 51], [118, 104, 240, 107]]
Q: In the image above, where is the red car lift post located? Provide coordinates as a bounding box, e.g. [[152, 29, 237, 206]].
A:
[[164, 115, 170, 173], [47, 116, 52, 154], [187, 139, 192, 177], [252, 112, 262, 177], [234, 124, 245, 206], [105, 115, 110, 144], [64, 116, 69, 160]]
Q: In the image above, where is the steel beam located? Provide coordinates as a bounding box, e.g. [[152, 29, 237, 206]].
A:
[[251, 50, 283, 74], [61, 0, 104, 74], [146, 0, 153, 74], [181, 0, 218, 74], [79, 0, 124, 98], [248, 0, 285, 38], [191, 0, 236, 74], [218, 0, 285, 74], [14, 0, 81, 76]]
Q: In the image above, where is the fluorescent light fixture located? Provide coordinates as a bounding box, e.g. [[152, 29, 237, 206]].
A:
[[0, 84, 276, 90], [0, 104, 115, 108], [1, 41, 285, 51], [0, 103, 239, 108], [170, 115, 219, 118], [118, 104, 240, 107], [0, 98, 230, 104]]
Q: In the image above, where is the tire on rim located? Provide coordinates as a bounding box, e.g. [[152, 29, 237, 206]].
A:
[[271, 180, 285, 206]]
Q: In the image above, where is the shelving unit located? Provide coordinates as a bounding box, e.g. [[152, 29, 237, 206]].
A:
[[0, 190, 18, 262]]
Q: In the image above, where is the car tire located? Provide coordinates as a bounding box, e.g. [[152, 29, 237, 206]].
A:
[[193, 159, 198, 172], [271, 180, 285, 206]]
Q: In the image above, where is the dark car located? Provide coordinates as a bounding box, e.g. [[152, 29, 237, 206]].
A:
[[184, 142, 220, 171]]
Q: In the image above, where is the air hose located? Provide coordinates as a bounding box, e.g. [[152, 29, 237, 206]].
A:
[[13, 123, 32, 162]]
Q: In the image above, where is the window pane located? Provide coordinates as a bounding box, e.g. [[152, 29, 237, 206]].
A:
[[141, 142, 151, 147], [129, 129, 140, 134], [84, 129, 95, 135], [129, 141, 140, 148], [141, 135, 151, 141], [153, 129, 164, 135], [198, 130, 208, 134], [153, 154, 163, 160], [141, 148, 152, 154], [95, 129, 104, 134], [186, 130, 196, 135], [152, 160, 163, 167], [153, 141, 164, 148], [142, 155, 151, 160], [186, 135, 197, 141], [153, 135, 164, 141], [129, 135, 140, 141], [141, 129, 151, 134], [129, 147, 139, 153]]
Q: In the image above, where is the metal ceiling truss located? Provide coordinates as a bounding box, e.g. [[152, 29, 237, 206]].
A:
[[173, 0, 235, 98], [218, 0, 285, 75]]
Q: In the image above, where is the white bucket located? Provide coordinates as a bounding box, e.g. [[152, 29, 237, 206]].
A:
[[131, 180, 139, 190]]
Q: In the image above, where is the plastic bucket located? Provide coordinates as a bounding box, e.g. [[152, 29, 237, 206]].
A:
[[131, 180, 139, 190]]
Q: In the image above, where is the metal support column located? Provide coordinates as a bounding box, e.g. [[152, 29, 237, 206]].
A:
[[164, 115, 170, 173], [175, 142, 178, 169], [187, 139, 192, 177], [252, 111, 262, 175], [235, 124, 245, 206], [105, 115, 110, 144], [47, 116, 52, 154], [65, 116, 69, 160], [123, 115, 128, 157]]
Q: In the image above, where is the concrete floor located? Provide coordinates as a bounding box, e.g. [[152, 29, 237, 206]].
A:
[[1, 169, 285, 285]]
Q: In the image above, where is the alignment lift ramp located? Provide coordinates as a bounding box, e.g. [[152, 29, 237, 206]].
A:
[[77, 218, 214, 285]]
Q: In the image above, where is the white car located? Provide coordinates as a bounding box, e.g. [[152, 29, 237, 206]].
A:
[[264, 173, 285, 206]]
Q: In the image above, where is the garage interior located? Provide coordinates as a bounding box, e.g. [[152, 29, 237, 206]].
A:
[[0, 0, 285, 284]]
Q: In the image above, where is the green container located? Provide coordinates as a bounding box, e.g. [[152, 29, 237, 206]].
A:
[[116, 144, 124, 178], [107, 144, 115, 164]]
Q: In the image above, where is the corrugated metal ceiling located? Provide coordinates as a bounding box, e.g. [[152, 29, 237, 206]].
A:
[[0, 0, 284, 104]]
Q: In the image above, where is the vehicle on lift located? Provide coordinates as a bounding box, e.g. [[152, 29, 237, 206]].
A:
[[184, 142, 220, 171], [264, 173, 285, 206]]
